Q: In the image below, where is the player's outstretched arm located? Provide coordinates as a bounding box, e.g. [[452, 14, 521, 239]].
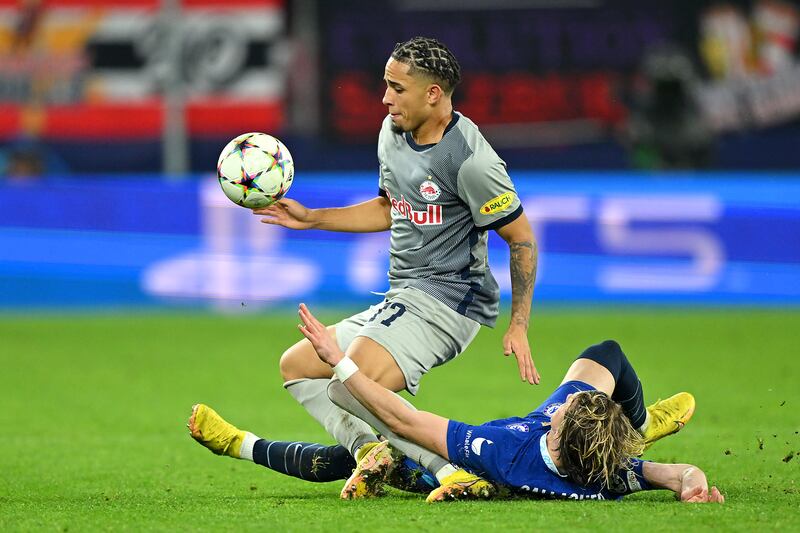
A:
[[254, 196, 392, 232], [642, 462, 725, 503], [495, 214, 540, 385], [297, 303, 450, 458]]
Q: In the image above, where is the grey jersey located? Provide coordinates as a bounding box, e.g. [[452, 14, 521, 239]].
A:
[[377, 112, 523, 327]]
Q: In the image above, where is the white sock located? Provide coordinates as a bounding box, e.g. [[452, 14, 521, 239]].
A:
[[637, 411, 651, 435], [285, 378, 375, 455], [434, 463, 459, 483], [239, 432, 259, 461]]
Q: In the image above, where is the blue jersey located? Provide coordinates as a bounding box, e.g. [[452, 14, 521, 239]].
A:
[[446, 381, 651, 500]]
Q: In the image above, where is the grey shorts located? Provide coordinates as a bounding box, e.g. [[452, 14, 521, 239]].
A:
[[334, 287, 481, 394]]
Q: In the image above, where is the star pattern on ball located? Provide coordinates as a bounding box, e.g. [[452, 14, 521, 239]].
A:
[[269, 147, 291, 180], [237, 166, 265, 197], [234, 136, 259, 157]]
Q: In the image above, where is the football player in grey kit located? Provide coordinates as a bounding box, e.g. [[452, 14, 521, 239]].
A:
[[250, 36, 538, 501]]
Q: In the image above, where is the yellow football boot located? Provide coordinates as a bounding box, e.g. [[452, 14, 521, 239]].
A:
[[642, 392, 695, 451], [425, 470, 496, 503], [187, 403, 246, 458], [341, 441, 395, 499]]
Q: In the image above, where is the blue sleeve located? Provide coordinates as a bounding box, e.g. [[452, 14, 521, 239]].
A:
[[627, 458, 652, 492], [446, 419, 532, 485], [525, 380, 596, 420], [607, 458, 652, 496]]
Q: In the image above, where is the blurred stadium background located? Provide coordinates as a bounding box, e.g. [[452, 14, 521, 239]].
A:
[[2, 1, 800, 528], [1, 0, 799, 311]]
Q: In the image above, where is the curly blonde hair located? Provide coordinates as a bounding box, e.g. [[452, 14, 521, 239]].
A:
[[556, 391, 645, 489]]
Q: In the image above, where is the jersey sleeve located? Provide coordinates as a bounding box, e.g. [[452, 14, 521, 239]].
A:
[[608, 458, 652, 496], [377, 115, 393, 196], [378, 163, 388, 197], [525, 381, 596, 420], [456, 146, 522, 230]]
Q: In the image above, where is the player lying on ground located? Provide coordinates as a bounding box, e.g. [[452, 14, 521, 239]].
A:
[[188, 307, 724, 503]]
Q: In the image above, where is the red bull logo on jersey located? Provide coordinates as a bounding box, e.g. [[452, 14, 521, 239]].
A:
[[387, 189, 443, 226]]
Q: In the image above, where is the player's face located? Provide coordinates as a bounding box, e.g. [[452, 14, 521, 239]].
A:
[[383, 58, 432, 134], [550, 393, 579, 434]]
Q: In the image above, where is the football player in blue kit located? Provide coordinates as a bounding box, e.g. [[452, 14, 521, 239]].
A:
[[290, 303, 725, 503], [188, 303, 722, 502]]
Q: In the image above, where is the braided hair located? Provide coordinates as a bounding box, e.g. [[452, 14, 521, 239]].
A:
[[391, 37, 461, 94]]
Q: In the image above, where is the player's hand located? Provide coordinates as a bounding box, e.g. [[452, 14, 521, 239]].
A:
[[254, 198, 316, 230], [679, 467, 724, 504], [680, 485, 725, 503], [297, 303, 344, 367], [502, 323, 540, 385]]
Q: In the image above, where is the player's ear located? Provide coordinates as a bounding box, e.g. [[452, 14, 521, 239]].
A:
[[427, 84, 444, 105]]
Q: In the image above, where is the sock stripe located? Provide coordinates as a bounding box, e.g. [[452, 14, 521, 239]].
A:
[[292, 443, 302, 480], [618, 382, 647, 428], [284, 441, 298, 475], [299, 445, 310, 480], [265, 441, 275, 469], [616, 380, 642, 404]]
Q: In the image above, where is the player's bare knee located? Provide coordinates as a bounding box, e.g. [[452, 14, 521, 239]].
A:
[[279, 346, 307, 381], [278, 349, 296, 381]]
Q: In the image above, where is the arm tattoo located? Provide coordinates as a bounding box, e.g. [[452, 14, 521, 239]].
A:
[[508, 240, 537, 327]]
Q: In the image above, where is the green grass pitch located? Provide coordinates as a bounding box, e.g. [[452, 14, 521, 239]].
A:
[[2, 308, 799, 531]]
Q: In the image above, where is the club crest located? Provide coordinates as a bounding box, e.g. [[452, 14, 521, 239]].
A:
[[419, 179, 441, 201], [544, 403, 562, 417]]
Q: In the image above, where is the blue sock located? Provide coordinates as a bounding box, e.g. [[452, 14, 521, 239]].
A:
[[391, 456, 440, 492], [577, 340, 647, 429], [251, 439, 439, 491], [252, 440, 355, 482]]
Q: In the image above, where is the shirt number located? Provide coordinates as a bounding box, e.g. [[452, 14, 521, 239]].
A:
[[368, 302, 407, 327]]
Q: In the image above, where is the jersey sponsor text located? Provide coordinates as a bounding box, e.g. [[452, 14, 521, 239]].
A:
[[387, 189, 443, 226], [481, 192, 515, 215]]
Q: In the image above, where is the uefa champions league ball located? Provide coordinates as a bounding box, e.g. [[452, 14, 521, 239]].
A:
[[217, 132, 295, 208]]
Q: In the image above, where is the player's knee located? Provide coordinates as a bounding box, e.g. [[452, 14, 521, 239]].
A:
[[279, 347, 305, 381], [599, 339, 623, 359], [579, 339, 623, 361], [278, 350, 294, 381], [576, 339, 625, 377]]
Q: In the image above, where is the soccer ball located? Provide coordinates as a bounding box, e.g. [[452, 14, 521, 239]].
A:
[[217, 132, 295, 208]]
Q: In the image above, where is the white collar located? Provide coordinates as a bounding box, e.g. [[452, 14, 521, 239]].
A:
[[539, 432, 568, 478]]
